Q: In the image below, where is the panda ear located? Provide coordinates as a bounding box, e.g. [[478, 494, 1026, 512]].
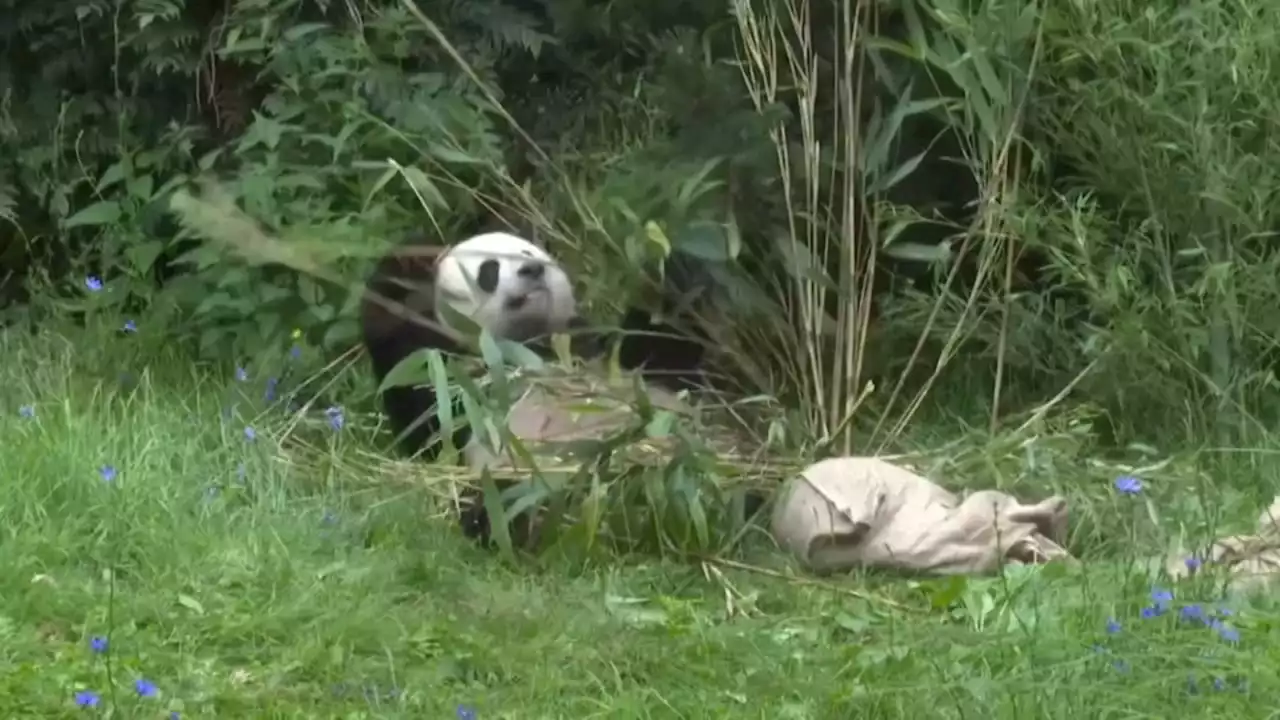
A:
[[381, 243, 444, 283], [390, 243, 443, 278], [395, 241, 444, 262]]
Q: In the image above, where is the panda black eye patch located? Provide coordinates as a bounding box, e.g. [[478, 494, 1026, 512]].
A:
[[476, 259, 501, 293]]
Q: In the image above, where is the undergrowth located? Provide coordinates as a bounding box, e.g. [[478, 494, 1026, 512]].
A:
[[3, 319, 1279, 717], [8, 0, 1280, 714]]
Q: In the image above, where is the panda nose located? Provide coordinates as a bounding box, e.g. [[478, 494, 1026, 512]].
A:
[[517, 261, 546, 280]]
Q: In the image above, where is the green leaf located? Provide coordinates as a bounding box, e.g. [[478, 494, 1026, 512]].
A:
[[125, 240, 165, 274], [675, 157, 724, 211], [127, 174, 155, 201], [867, 150, 929, 195], [480, 472, 515, 556], [833, 612, 872, 634], [380, 348, 436, 392], [479, 330, 505, 370], [429, 352, 455, 439], [928, 575, 969, 610], [428, 145, 485, 165], [686, 491, 710, 548], [284, 22, 330, 41], [364, 165, 400, 211], [322, 320, 359, 349], [479, 330, 510, 401], [63, 201, 122, 229], [674, 221, 733, 261], [498, 339, 545, 370], [311, 303, 336, 322], [505, 481, 550, 527], [95, 162, 129, 194], [298, 275, 322, 305], [176, 593, 206, 615], [644, 220, 672, 257], [862, 84, 948, 181], [257, 312, 281, 342], [724, 215, 742, 260], [456, 374, 485, 441], [238, 115, 292, 151], [645, 410, 675, 439], [198, 150, 223, 171], [396, 164, 448, 210]]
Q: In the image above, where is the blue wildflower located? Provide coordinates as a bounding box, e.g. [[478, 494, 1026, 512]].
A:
[[122, 320, 137, 333], [99, 465, 117, 483], [235, 366, 248, 382], [325, 406, 344, 431], [1217, 624, 1240, 643], [1139, 592, 1173, 620], [289, 344, 302, 360], [1213, 677, 1226, 691], [89, 635, 108, 653], [18, 404, 34, 418], [457, 705, 477, 720], [1184, 556, 1201, 572], [74, 690, 100, 707], [264, 377, 279, 402], [170, 713, 180, 720], [1179, 605, 1205, 623], [1114, 475, 1142, 494], [244, 426, 256, 442], [1112, 659, 1130, 673], [85, 276, 103, 292], [135, 678, 157, 698], [1106, 618, 1121, 634], [236, 463, 247, 482]]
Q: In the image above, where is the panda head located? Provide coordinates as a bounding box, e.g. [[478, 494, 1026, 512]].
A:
[[433, 231, 578, 342]]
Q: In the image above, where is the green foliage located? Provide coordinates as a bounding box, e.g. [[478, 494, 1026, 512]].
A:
[[0, 322, 1275, 716], [10, 0, 1280, 559], [13, 4, 1280, 708], [1027, 0, 1280, 443], [2, 0, 546, 360]]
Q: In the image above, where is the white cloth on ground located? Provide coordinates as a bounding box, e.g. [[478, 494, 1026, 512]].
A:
[[770, 456, 1073, 574]]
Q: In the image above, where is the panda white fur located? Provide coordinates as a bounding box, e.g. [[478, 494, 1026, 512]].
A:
[[432, 232, 580, 345], [361, 229, 714, 546]]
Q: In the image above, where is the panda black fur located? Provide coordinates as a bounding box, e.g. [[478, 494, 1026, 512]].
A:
[[360, 229, 713, 546]]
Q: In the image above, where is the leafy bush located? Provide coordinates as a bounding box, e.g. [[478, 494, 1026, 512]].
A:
[[7, 0, 1280, 550]]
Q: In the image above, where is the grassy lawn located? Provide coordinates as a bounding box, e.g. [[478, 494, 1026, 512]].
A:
[[1, 323, 1275, 719]]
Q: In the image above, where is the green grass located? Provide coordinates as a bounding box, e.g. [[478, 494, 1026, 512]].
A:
[[1, 322, 1278, 718]]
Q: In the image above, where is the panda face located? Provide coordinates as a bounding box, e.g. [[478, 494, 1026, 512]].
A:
[[435, 232, 577, 342]]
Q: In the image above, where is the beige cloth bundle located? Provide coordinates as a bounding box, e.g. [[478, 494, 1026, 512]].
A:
[[771, 456, 1073, 575]]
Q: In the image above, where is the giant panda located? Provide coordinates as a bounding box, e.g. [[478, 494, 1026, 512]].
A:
[[360, 229, 730, 547]]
